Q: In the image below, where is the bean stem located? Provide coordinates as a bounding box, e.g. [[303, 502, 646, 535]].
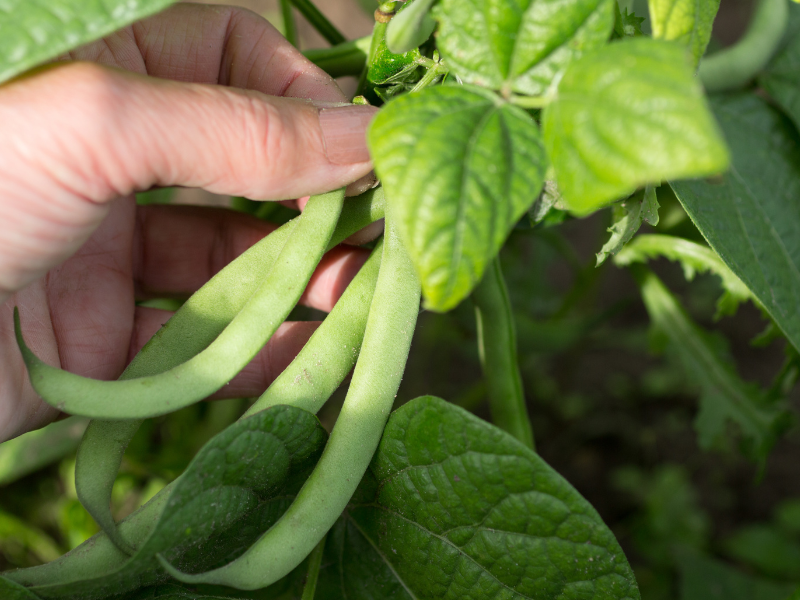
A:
[[473, 258, 535, 450], [304, 36, 371, 78], [280, 0, 299, 48], [300, 536, 326, 600], [289, 0, 346, 46], [161, 218, 422, 589], [698, 0, 788, 93]]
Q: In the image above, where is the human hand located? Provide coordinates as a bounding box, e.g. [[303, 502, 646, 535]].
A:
[[0, 3, 378, 442]]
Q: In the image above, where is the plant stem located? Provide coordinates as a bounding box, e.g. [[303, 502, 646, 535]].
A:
[[510, 95, 552, 109], [473, 258, 535, 450], [289, 0, 346, 46], [698, 0, 788, 93], [301, 536, 326, 600], [304, 36, 371, 78], [280, 0, 299, 48], [410, 63, 444, 92]]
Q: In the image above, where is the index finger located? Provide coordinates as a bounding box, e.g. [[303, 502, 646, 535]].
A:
[[68, 3, 346, 102]]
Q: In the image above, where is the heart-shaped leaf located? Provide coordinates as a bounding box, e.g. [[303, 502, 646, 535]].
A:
[[316, 396, 641, 600], [543, 38, 729, 214], [434, 0, 615, 95], [369, 84, 546, 311]]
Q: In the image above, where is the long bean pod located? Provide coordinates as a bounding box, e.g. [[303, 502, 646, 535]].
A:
[[244, 238, 383, 418], [473, 258, 535, 450], [6, 229, 386, 587], [15, 189, 346, 419], [72, 188, 386, 554], [698, 0, 788, 92], [161, 218, 422, 589]]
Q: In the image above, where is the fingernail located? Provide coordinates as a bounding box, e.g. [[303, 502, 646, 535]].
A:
[[319, 105, 378, 165]]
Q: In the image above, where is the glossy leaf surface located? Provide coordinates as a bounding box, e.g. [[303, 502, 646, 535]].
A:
[[648, 0, 720, 66], [543, 38, 729, 214], [671, 94, 800, 352], [369, 85, 546, 311], [6, 406, 325, 600], [434, 0, 615, 95], [317, 396, 641, 600], [0, 0, 177, 84]]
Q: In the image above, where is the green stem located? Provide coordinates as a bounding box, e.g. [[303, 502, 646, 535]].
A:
[[304, 36, 371, 78], [510, 95, 552, 109], [410, 63, 444, 92], [161, 218, 422, 589], [698, 0, 788, 93], [301, 536, 326, 600], [472, 258, 535, 450], [289, 0, 346, 46], [280, 0, 299, 48]]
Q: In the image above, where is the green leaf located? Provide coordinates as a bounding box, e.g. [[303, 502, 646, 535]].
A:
[[670, 93, 800, 352], [759, 30, 800, 132], [613, 5, 645, 38], [543, 38, 729, 214], [318, 395, 641, 600], [0, 576, 42, 600], [634, 267, 788, 461], [369, 84, 546, 311], [677, 549, 797, 600], [433, 0, 614, 96], [596, 186, 659, 266], [0, 417, 88, 486], [648, 0, 720, 67], [614, 234, 753, 318], [0, 0, 178, 85], [5, 406, 326, 600]]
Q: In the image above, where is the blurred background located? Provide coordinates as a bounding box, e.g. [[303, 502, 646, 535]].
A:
[[2, 1, 800, 599]]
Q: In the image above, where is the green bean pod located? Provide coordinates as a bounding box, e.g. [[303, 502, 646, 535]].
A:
[[244, 238, 383, 418], [304, 36, 371, 79], [15, 190, 346, 419], [72, 188, 386, 555], [385, 0, 437, 55], [698, 0, 788, 92], [161, 218, 422, 589], [473, 258, 535, 450]]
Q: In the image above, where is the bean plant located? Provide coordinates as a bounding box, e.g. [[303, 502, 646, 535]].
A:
[[1, 0, 800, 598]]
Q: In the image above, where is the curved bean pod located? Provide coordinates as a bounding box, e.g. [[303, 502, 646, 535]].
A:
[[698, 0, 788, 92], [473, 258, 535, 450], [161, 217, 422, 589], [15, 189, 346, 419], [244, 238, 383, 418], [73, 188, 386, 555]]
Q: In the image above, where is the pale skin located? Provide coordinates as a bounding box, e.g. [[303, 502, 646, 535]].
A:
[[0, 3, 380, 443]]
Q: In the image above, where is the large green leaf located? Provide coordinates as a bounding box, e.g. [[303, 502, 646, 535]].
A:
[[648, 0, 720, 67], [0, 0, 178, 84], [759, 30, 800, 132], [634, 267, 788, 461], [317, 396, 641, 600], [434, 0, 614, 96], [4, 406, 326, 600], [543, 38, 729, 214], [369, 84, 546, 311], [670, 93, 800, 352]]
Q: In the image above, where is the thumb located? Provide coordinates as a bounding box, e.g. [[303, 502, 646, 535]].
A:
[[0, 62, 378, 299]]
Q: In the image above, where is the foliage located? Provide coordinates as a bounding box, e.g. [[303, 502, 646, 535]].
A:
[[2, 0, 800, 598]]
